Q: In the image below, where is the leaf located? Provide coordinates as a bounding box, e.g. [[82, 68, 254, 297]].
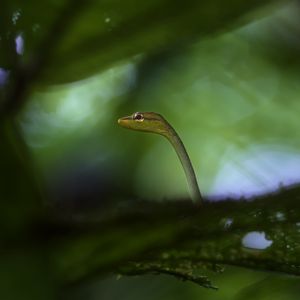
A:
[[0, 119, 42, 238], [47, 186, 300, 288], [41, 0, 283, 84], [2, 0, 287, 86], [119, 260, 220, 289]]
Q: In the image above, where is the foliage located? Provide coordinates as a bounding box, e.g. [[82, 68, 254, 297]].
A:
[[1, 0, 300, 299]]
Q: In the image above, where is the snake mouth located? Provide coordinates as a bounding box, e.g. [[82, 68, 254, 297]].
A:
[[117, 115, 132, 127]]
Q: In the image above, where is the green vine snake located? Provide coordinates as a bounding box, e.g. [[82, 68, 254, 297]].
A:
[[118, 112, 203, 204]]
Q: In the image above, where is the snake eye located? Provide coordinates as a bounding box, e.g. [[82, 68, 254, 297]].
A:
[[133, 112, 144, 122]]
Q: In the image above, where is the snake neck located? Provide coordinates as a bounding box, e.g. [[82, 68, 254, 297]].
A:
[[162, 122, 203, 204]]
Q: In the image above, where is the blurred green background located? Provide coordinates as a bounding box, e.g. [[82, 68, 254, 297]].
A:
[[1, 0, 300, 299]]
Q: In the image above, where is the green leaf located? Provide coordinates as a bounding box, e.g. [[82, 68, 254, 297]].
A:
[[41, 0, 282, 84], [49, 186, 300, 288], [2, 0, 287, 86], [0, 118, 42, 238]]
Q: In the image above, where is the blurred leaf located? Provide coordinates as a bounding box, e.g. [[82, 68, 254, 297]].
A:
[[1, 0, 289, 87], [0, 119, 41, 238], [236, 276, 300, 300], [0, 2, 18, 69], [41, 0, 287, 84], [44, 186, 300, 289], [0, 250, 56, 300], [0, 120, 56, 300]]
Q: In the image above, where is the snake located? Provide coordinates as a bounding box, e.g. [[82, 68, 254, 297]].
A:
[[118, 112, 203, 204]]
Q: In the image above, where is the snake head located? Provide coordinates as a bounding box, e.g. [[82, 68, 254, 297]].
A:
[[118, 112, 169, 135]]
